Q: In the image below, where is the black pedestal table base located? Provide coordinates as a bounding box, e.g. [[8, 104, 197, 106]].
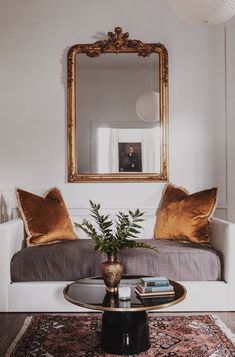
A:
[[101, 311, 150, 355]]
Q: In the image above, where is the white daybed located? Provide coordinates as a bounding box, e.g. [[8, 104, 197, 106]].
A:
[[0, 216, 235, 312]]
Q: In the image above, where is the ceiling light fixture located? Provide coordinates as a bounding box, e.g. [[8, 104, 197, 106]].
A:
[[167, 0, 235, 25], [136, 91, 159, 122], [136, 56, 160, 123]]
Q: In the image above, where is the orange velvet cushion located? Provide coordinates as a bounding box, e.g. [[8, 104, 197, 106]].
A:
[[16, 188, 77, 247], [154, 184, 218, 244]]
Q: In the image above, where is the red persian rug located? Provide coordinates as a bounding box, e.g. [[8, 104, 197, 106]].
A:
[[6, 313, 235, 356]]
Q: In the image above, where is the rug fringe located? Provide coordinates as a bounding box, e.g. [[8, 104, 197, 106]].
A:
[[212, 314, 235, 344], [5, 316, 32, 357]]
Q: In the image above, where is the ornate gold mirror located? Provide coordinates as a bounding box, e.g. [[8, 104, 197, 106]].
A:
[[67, 27, 168, 182]]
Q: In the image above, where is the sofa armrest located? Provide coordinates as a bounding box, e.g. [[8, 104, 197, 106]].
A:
[[211, 217, 235, 285], [0, 218, 24, 311]]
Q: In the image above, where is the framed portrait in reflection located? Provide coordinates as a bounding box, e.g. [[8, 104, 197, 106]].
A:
[[119, 142, 142, 172]]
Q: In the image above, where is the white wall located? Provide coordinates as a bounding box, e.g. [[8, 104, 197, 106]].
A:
[[0, 0, 228, 218], [226, 27, 235, 222]]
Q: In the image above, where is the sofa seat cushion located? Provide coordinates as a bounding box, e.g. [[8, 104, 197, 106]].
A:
[[10, 239, 221, 282]]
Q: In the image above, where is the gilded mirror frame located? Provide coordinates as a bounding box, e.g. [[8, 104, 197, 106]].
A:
[[67, 27, 169, 182]]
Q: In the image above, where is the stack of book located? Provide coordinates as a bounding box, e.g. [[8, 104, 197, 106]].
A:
[[135, 277, 175, 305]]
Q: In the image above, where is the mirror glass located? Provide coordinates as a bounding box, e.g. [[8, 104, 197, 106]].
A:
[[76, 53, 160, 174]]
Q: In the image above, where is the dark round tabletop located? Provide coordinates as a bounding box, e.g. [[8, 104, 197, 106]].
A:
[[64, 275, 187, 312]]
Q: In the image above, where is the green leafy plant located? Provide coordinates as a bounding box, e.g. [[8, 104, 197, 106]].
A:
[[75, 200, 158, 255]]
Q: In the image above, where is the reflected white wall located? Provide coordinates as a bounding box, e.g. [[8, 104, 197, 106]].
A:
[[97, 127, 160, 173]]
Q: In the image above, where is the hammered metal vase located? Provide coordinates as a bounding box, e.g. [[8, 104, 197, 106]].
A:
[[101, 253, 123, 293]]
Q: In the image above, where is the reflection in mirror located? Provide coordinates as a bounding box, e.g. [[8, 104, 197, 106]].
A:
[[67, 27, 168, 182], [76, 54, 160, 174]]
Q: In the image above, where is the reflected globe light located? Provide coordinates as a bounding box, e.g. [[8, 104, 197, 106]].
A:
[[136, 91, 160, 123], [166, 0, 235, 26]]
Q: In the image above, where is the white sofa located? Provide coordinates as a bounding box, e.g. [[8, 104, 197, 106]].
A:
[[0, 216, 235, 312]]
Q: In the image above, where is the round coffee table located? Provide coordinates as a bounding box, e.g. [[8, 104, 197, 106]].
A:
[[64, 275, 186, 355]]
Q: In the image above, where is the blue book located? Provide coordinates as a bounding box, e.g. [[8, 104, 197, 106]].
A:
[[141, 277, 169, 287], [137, 283, 173, 294]]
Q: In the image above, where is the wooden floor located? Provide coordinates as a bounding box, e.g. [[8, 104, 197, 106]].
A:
[[0, 312, 234, 356]]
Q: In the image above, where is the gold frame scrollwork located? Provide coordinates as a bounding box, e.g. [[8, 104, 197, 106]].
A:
[[67, 27, 169, 182]]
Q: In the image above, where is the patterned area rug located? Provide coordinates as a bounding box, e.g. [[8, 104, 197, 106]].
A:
[[6, 314, 235, 356]]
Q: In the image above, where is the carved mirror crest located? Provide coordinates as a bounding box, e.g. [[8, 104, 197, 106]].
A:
[[67, 27, 169, 182]]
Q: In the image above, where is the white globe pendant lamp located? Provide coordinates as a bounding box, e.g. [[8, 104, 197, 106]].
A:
[[167, 0, 235, 25], [136, 91, 159, 123]]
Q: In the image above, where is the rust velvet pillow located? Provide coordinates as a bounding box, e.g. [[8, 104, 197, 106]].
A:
[[154, 184, 218, 244], [16, 188, 77, 247]]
